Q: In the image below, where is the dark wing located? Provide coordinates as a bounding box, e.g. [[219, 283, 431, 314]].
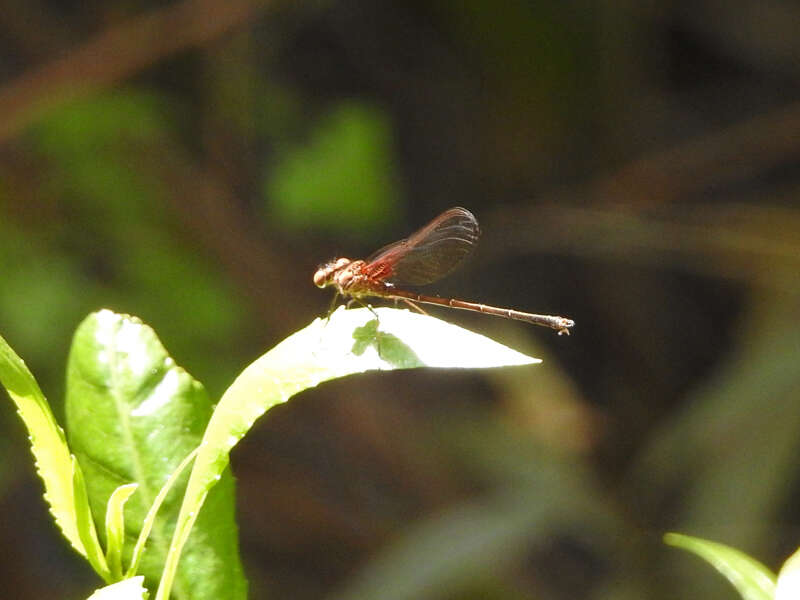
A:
[[363, 207, 480, 285]]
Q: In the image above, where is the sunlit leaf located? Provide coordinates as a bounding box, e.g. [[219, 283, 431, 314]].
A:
[[776, 546, 800, 600], [86, 576, 147, 600], [664, 532, 776, 600], [0, 332, 92, 559], [73, 455, 111, 581], [127, 448, 197, 579], [66, 310, 246, 600], [156, 306, 539, 600], [105, 484, 139, 580]]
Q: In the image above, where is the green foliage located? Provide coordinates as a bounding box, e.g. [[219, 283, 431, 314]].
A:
[[0, 329, 97, 563], [33, 90, 167, 216], [72, 453, 112, 581], [665, 533, 776, 600], [14, 91, 246, 395], [105, 483, 139, 580], [156, 305, 537, 599], [1, 307, 540, 599], [66, 310, 246, 600], [640, 306, 800, 549], [264, 101, 402, 237], [0, 218, 94, 371]]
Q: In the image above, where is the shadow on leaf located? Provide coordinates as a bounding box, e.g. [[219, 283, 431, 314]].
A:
[[351, 319, 423, 368]]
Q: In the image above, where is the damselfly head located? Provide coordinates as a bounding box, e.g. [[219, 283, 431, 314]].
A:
[[313, 258, 351, 288]]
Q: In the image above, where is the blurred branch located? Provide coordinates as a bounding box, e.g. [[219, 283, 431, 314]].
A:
[[483, 101, 800, 291], [131, 135, 318, 337], [595, 102, 800, 205], [679, 0, 800, 75], [0, 0, 71, 60], [0, 0, 269, 142], [486, 201, 800, 292]]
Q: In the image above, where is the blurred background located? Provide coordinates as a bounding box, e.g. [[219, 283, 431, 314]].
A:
[[1, 1, 799, 598]]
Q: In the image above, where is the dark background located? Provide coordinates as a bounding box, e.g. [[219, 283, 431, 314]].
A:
[[1, 1, 799, 598]]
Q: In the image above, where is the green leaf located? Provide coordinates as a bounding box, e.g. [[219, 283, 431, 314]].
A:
[[664, 532, 776, 600], [265, 101, 401, 236], [66, 310, 246, 600], [106, 484, 140, 580], [776, 547, 800, 600], [127, 448, 197, 579], [0, 332, 91, 559], [156, 306, 539, 600], [73, 455, 112, 582], [33, 91, 167, 217], [86, 576, 148, 600]]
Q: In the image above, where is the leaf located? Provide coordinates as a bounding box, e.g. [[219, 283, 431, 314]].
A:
[[127, 448, 198, 579], [265, 101, 401, 236], [664, 532, 776, 600], [86, 576, 148, 600], [106, 484, 140, 579], [0, 332, 92, 559], [156, 306, 539, 600], [73, 455, 112, 582], [776, 547, 800, 600], [637, 307, 800, 548], [66, 310, 246, 600]]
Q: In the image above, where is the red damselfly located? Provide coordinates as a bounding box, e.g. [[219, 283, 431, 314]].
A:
[[314, 207, 574, 334]]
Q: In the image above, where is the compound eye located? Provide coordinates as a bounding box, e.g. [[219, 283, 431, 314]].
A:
[[313, 269, 329, 288]]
